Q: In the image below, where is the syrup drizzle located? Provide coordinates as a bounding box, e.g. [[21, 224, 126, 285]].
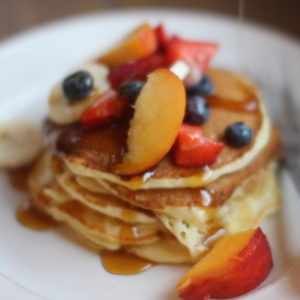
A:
[[17, 200, 56, 230], [100, 250, 154, 275], [120, 224, 139, 242], [9, 165, 33, 192], [206, 94, 258, 113], [122, 209, 138, 223]]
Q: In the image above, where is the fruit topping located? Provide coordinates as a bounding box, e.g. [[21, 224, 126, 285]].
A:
[[0, 122, 44, 169], [155, 24, 169, 50], [224, 122, 253, 147], [49, 63, 109, 125], [185, 95, 210, 125], [114, 68, 186, 175], [177, 228, 273, 300], [99, 23, 158, 68], [80, 90, 129, 128], [119, 81, 144, 104], [173, 124, 224, 167], [108, 53, 166, 89], [166, 37, 219, 87], [187, 75, 214, 96], [62, 70, 94, 102], [170, 60, 190, 80]]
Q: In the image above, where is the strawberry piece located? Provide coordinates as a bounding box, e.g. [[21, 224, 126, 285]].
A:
[[108, 53, 166, 89], [173, 124, 224, 167], [166, 37, 219, 87], [80, 90, 129, 128], [155, 24, 169, 50]]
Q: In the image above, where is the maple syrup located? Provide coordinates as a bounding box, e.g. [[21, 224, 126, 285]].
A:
[[120, 224, 139, 242], [206, 95, 258, 113], [199, 189, 216, 207], [122, 209, 138, 223], [100, 250, 154, 275], [17, 200, 56, 230], [52, 120, 128, 164], [9, 165, 33, 192]]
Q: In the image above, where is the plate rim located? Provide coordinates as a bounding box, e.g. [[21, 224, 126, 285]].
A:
[[1, 8, 300, 51]]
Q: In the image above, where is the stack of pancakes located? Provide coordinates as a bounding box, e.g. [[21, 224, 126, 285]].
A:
[[29, 68, 281, 263]]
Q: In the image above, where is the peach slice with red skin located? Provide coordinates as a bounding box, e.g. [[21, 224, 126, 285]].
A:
[[177, 228, 273, 300], [99, 23, 158, 68], [114, 68, 186, 175]]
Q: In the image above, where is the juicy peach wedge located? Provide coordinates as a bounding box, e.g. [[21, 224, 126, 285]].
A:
[[99, 23, 158, 68], [114, 68, 186, 175], [177, 228, 273, 300]]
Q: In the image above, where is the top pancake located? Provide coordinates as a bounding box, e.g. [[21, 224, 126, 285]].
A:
[[45, 68, 271, 190]]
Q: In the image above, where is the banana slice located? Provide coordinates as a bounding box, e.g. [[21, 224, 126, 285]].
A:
[[49, 63, 110, 124], [0, 121, 44, 169]]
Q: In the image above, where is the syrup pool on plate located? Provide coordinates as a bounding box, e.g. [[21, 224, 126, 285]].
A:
[[100, 250, 155, 275], [17, 199, 56, 230]]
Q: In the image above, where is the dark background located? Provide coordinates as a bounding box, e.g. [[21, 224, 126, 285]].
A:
[[0, 0, 299, 41]]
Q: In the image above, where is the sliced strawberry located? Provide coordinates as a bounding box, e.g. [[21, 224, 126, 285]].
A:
[[154, 24, 169, 50], [173, 124, 224, 167], [108, 53, 166, 89], [80, 90, 130, 128], [166, 37, 219, 87]]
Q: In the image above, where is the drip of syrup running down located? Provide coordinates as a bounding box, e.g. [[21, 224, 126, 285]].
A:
[[100, 250, 155, 275], [9, 165, 32, 192], [17, 200, 56, 230], [9, 165, 56, 230], [206, 94, 258, 113]]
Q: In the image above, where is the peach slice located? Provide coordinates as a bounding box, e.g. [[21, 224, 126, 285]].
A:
[[99, 23, 158, 68], [114, 68, 186, 175], [177, 228, 273, 300]]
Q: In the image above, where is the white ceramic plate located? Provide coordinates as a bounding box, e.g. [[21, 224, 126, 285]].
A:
[[0, 10, 300, 300]]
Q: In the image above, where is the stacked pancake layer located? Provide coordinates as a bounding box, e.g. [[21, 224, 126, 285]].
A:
[[29, 69, 281, 263]]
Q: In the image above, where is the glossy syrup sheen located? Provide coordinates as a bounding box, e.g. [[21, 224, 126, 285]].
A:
[[206, 68, 259, 113], [120, 223, 140, 242], [17, 200, 56, 230], [50, 121, 128, 164], [9, 165, 33, 192], [100, 250, 154, 275], [9, 165, 57, 230], [206, 95, 258, 113]]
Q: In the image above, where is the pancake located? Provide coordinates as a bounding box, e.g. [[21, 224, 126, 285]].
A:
[[45, 68, 271, 190], [28, 67, 281, 263], [54, 148, 281, 255], [29, 152, 164, 249], [155, 161, 280, 256], [87, 127, 280, 210], [127, 239, 197, 264], [76, 175, 110, 194], [56, 170, 156, 224], [48, 153, 156, 224], [29, 149, 280, 260]]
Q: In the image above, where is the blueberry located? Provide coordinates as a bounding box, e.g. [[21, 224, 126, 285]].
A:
[[187, 75, 214, 96], [185, 95, 210, 125], [119, 81, 144, 104], [224, 122, 253, 147], [63, 70, 93, 102]]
